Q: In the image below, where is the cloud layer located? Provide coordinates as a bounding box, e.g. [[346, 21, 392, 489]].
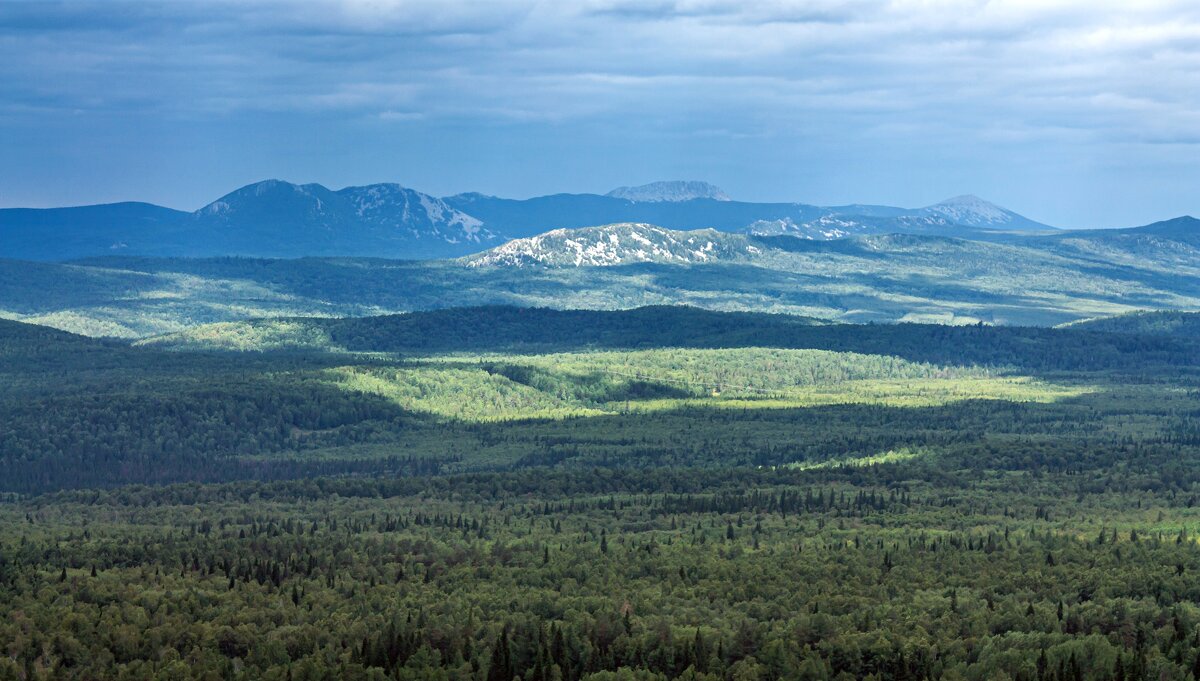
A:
[[1, 0, 1197, 226]]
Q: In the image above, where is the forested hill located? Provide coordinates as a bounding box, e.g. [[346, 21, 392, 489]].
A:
[[0, 316, 134, 370], [326, 306, 831, 352], [1069, 310, 1200, 337], [139, 306, 826, 353], [0, 316, 344, 390], [139, 305, 1200, 374], [2, 210, 1199, 337], [2, 305, 1200, 494]]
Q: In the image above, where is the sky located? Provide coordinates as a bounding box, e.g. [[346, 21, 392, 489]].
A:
[[0, 1, 1198, 228]]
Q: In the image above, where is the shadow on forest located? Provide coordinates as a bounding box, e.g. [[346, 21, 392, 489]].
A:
[[4, 385, 1149, 495], [321, 306, 1200, 377], [3, 309, 1196, 495]]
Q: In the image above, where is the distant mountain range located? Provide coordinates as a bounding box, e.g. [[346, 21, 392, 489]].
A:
[[1, 178, 1197, 338], [0, 179, 1061, 261]]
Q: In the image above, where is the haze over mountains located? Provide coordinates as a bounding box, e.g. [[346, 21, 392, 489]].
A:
[[0, 213, 1194, 338], [0, 179, 1061, 261]]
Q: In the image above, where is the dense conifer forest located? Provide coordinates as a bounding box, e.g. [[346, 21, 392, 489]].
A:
[[2, 307, 1200, 680]]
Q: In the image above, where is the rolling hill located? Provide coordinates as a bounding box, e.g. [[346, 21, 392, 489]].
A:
[[136, 304, 1200, 376], [1068, 310, 1200, 336], [0, 202, 189, 260], [0, 212, 1195, 337], [136, 305, 826, 354]]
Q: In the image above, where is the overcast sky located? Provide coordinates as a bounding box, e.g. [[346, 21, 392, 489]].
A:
[[1, 0, 1198, 227]]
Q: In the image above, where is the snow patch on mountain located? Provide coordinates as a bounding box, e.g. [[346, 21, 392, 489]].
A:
[[745, 216, 862, 240], [465, 223, 754, 268]]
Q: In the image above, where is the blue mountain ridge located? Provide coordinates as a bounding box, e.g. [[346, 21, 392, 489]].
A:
[[3, 179, 1189, 262]]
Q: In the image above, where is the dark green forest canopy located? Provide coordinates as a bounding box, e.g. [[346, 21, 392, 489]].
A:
[[3, 306, 1200, 680], [1068, 310, 1200, 337], [3, 308, 1200, 493], [6, 457, 1200, 680], [140, 305, 1200, 374]]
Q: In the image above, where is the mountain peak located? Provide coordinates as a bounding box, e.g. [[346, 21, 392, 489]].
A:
[[198, 179, 334, 217], [934, 194, 996, 207], [921, 194, 1050, 231], [606, 181, 731, 203], [187, 179, 496, 256], [936, 194, 988, 205], [240, 179, 325, 196], [1152, 215, 1199, 226], [928, 195, 1008, 219]]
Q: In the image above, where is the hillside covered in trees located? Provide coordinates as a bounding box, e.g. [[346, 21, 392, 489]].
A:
[[2, 210, 1199, 337], [2, 307, 1200, 680]]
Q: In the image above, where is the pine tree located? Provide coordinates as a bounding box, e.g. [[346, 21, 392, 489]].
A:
[[487, 625, 513, 681]]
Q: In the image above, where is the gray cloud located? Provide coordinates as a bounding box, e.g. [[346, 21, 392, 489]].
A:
[[0, 0, 1197, 226]]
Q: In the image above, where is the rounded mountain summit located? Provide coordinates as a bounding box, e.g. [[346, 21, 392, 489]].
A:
[[606, 181, 732, 203]]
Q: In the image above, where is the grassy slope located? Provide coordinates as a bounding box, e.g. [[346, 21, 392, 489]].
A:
[[322, 348, 1084, 423]]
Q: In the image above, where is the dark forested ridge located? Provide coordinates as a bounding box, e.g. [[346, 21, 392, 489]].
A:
[[324, 306, 827, 353], [4, 306, 1200, 680], [1069, 310, 1200, 337], [144, 305, 1200, 375]]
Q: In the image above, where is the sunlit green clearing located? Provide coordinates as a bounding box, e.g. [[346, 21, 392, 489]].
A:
[[324, 365, 605, 422], [786, 447, 929, 470], [620, 376, 1090, 412], [325, 348, 1093, 422]]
